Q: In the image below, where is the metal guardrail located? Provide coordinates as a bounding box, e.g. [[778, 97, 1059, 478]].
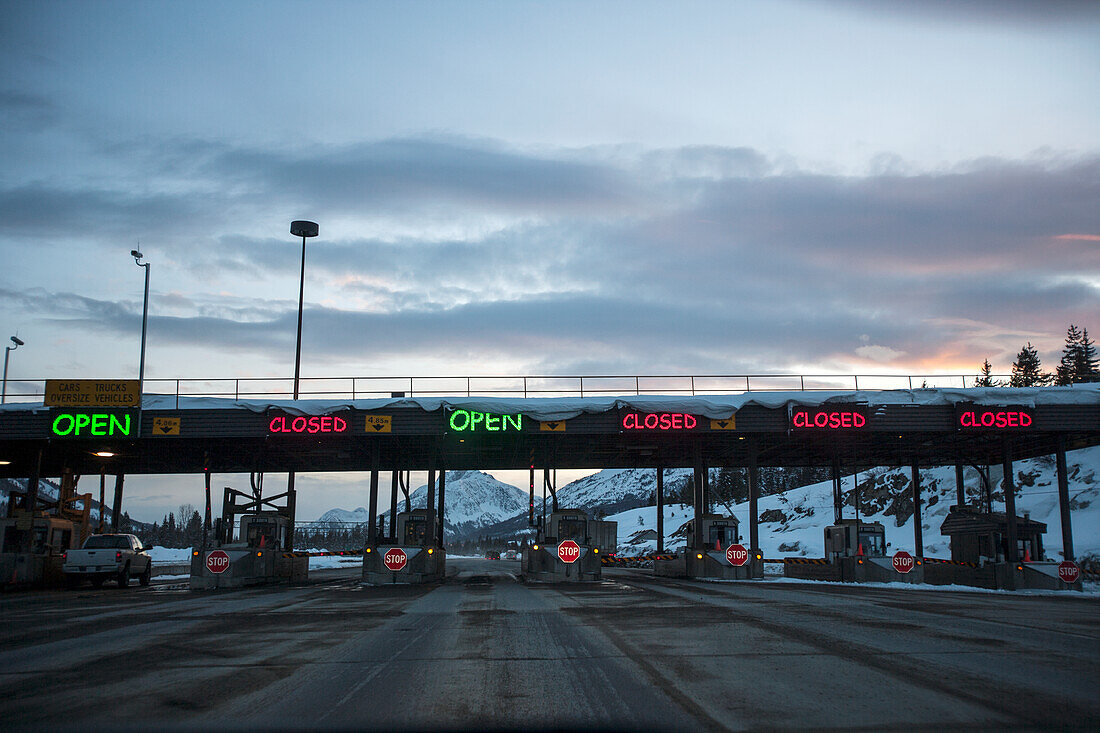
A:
[[0, 372, 1021, 404]]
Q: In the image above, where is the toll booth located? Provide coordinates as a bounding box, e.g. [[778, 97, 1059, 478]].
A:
[[931, 506, 1074, 590], [0, 515, 79, 587], [0, 473, 90, 588], [190, 485, 307, 590], [783, 519, 924, 583], [523, 509, 615, 582], [655, 514, 760, 580], [362, 508, 446, 585]]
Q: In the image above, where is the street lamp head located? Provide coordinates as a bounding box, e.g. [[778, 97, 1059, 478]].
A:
[[9, 336, 23, 347], [290, 220, 319, 238]]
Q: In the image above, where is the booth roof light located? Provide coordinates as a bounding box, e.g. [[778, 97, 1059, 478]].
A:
[[94, 451, 116, 458], [0, 460, 10, 465]]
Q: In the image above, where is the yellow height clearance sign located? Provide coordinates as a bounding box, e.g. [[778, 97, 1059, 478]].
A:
[[45, 380, 141, 408]]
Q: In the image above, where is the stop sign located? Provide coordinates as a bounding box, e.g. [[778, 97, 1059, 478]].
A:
[[558, 540, 581, 564], [725, 544, 749, 566], [1058, 561, 1081, 584], [383, 547, 408, 571], [893, 550, 915, 574], [205, 550, 230, 574]]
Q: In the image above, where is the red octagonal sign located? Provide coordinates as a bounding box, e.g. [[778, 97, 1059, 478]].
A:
[[725, 544, 749, 566], [558, 540, 581, 564], [1058, 561, 1080, 584], [384, 548, 408, 571], [205, 549, 230, 574], [893, 550, 915, 574]]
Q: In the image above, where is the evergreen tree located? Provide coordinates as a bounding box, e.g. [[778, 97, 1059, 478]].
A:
[[974, 359, 995, 387], [1075, 328, 1099, 382], [1055, 325, 1083, 385], [1009, 342, 1049, 387]]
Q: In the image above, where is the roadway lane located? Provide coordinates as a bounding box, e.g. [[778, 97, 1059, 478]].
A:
[[0, 558, 1096, 731]]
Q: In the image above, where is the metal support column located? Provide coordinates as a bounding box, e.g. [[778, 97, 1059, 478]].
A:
[[831, 457, 843, 524], [911, 463, 923, 557], [1056, 435, 1075, 562], [426, 465, 436, 541], [701, 458, 710, 514], [98, 468, 107, 533], [203, 470, 211, 550], [748, 452, 760, 555], [693, 444, 704, 550], [656, 465, 664, 554], [389, 471, 399, 541], [528, 465, 535, 527], [1002, 438, 1018, 564], [437, 468, 446, 548], [955, 462, 966, 507], [367, 468, 379, 546], [110, 474, 124, 531]]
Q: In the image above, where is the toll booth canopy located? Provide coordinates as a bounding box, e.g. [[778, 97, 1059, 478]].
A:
[[939, 505, 1047, 563]]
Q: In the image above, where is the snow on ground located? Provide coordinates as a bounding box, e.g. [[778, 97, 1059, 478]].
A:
[[608, 445, 1100, 562], [147, 546, 194, 565]]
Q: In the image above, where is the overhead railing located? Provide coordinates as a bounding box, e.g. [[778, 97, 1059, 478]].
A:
[[0, 373, 1028, 405]]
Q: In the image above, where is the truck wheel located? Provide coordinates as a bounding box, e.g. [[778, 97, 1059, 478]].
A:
[[117, 565, 130, 588], [139, 564, 151, 586]]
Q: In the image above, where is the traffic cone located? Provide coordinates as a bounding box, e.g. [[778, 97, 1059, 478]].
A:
[[857, 543, 864, 557], [259, 534, 266, 549], [715, 539, 721, 551], [1023, 547, 1030, 563]]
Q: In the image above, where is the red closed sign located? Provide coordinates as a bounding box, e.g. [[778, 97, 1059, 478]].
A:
[[725, 544, 748, 567], [383, 548, 408, 571], [205, 550, 230, 574], [558, 540, 581, 564], [1058, 561, 1080, 584], [893, 550, 915, 573]]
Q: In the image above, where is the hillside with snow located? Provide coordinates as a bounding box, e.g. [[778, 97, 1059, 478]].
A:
[[609, 445, 1100, 562], [317, 470, 529, 542]]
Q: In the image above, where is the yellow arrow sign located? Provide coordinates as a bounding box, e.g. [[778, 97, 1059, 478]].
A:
[[152, 417, 181, 435], [709, 416, 736, 431], [540, 421, 566, 432], [365, 415, 392, 433]]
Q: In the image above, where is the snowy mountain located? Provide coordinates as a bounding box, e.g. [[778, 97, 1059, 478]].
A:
[[607, 445, 1100, 563], [315, 471, 530, 541]]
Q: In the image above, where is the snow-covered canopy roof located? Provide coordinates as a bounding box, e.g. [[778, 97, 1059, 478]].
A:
[[134, 384, 1100, 421]]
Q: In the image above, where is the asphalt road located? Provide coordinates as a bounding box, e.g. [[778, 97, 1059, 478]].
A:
[[0, 558, 1096, 732]]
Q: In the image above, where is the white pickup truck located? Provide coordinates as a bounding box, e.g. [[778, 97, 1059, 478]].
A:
[[62, 534, 152, 587]]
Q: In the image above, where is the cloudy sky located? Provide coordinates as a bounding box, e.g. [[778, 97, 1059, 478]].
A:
[[2, 1, 1098, 522]]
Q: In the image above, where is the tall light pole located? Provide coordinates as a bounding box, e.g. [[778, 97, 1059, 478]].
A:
[[131, 250, 150, 396], [285, 221, 317, 554], [2, 335, 25, 404], [289, 221, 318, 399]]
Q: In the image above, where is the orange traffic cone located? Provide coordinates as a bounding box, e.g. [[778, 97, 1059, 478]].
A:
[[259, 534, 267, 549], [715, 539, 721, 551], [857, 543, 864, 557], [1023, 547, 1031, 563]]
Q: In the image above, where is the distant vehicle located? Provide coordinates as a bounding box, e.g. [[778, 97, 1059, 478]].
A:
[[62, 534, 152, 588], [501, 550, 520, 561], [485, 550, 500, 560]]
